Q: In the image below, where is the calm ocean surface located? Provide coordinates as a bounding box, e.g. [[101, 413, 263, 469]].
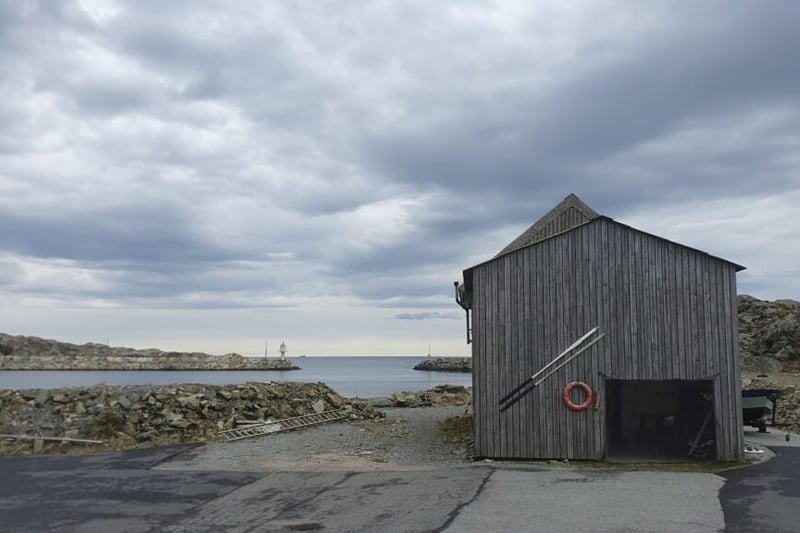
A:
[[0, 357, 472, 397]]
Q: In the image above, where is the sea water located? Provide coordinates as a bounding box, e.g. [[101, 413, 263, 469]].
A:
[[0, 357, 472, 397]]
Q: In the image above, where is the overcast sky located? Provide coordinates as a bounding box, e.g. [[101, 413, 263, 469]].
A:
[[1, 1, 798, 356]]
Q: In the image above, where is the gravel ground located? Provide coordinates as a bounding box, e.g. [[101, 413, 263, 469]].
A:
[[158, 405, 473, 472]]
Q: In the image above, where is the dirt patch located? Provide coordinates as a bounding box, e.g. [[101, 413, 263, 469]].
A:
[[158, 406, 475, 472], [438, 415, 473, 442]]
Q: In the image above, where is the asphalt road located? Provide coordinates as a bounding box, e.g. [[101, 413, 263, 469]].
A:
[[446, 468, 725, 533], [721, 446, 800, 533], [1, 444, 799, 532], [0, 446, 488, 533], [0, 445, 262, 533]]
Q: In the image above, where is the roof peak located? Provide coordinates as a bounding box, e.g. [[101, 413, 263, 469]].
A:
[[554, 193, 599, 217], [495, 193, 600, 256]]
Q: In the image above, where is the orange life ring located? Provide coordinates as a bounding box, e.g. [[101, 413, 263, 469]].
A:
[[562, 381, 593, 412]]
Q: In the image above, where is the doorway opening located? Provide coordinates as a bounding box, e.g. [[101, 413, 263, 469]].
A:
[[605, 379, 715, 460]]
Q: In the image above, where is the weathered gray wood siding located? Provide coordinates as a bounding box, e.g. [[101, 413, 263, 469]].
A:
[[471, 218, 743, 461]]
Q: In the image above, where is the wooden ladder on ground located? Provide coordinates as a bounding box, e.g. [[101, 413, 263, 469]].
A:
[[218, 410, 347, 442]]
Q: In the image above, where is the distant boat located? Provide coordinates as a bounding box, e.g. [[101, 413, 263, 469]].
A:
[[299, 354, 307, 358]]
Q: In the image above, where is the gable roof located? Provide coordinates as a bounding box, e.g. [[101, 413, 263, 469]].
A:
[[495, 193, 599, 257], [463, 195, 745, 291]]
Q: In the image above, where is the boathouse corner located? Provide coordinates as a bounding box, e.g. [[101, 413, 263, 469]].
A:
[[455, 194, 745, 461]]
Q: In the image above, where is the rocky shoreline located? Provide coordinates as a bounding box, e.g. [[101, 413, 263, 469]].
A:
[[0, 381, 473, 456], [413, 357, 472, 372], [0, 333, 298, 371], [0, 354, 298, 371], [0, 381, 381, 455]]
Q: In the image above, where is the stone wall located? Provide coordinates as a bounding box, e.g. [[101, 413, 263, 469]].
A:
[[0, 382, 381, 455]]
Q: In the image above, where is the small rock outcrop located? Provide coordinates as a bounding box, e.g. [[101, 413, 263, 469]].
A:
[[0, 382, 382, 455], [385, 385, 471, 408], [413, 358, 471, 373], [0, 333, 297, 370]]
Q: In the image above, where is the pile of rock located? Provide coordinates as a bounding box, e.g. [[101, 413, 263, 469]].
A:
[[738, 295, 800, 371], [0, 382, 381, 455], [413, 358, 472, 372], [743, 378, 800, 433], [0, 333, 297, 370], [366, 385, 472, 408]]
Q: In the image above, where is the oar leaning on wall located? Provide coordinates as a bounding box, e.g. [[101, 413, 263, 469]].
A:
[[499, 327, 606, 413]]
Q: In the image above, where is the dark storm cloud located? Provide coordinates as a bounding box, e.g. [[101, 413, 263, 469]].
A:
[[362, 4, 800, 218], [0, 205, 218, 263]]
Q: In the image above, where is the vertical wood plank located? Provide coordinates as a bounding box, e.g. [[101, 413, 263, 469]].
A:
[[470, 217, 742, 461]]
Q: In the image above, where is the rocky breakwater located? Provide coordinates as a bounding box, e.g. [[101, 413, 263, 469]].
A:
[[413, 358, 472, 372], [738, 295, 800, 372], [0, 333, 298, 370], [0, 381, 382, 455]]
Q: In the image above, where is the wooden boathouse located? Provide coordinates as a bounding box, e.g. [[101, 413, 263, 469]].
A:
[[455, 194, 745, 461]]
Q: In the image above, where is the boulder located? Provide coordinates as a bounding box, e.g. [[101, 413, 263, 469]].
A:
[[33, 390, 49, 407], [365, 397, 393, 408], [326, 392, 345, 408], [168, 415, 194, 429], [312, 399, 326, 414], [116, 396, 132, 409], [391, 392, 410, 407], [216, 390, 232, 400]]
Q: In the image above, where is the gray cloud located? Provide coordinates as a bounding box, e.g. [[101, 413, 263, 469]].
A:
[[1, 0, 798, 353], [363, 4, 800, 215], [395, 312, 460, 321]]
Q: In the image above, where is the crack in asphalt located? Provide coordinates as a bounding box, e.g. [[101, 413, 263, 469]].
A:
[[436, 467, 494, 533]]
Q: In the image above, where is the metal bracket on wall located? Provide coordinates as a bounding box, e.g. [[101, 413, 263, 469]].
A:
[[454, 281, 472, 344]]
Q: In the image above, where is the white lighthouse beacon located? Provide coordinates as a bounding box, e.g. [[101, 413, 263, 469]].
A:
[[279, 341, 287, 362]]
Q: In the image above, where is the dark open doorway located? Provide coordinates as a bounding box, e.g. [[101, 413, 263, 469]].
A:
[[605, 379, 715, 460]]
